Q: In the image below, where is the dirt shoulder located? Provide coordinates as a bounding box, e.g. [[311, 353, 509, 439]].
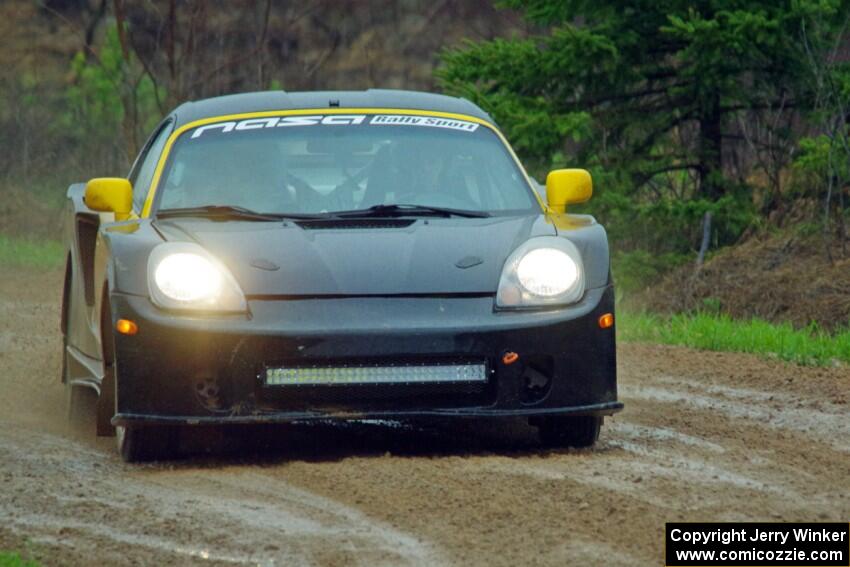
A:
[[643, 231, 850, 331], [1, 268, 848, 566]]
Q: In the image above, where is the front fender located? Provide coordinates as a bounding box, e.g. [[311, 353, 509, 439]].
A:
[[547, 214, 610, 291], [98, 219, 164, 297]]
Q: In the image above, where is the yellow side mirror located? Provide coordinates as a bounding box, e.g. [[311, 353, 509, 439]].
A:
[[545, 169, 592, 212], [84, 178, 133, 221]]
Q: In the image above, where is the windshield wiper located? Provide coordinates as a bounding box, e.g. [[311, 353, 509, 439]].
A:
[[155, 204, 490, 221], [156, 205, 323, 221], [334, 204, 490, 219]]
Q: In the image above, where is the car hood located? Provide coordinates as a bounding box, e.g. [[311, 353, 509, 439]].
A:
[[154, 215, 556, 296]]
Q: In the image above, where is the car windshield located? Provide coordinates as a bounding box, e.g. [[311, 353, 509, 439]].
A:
[[155, 114, 538, 216]]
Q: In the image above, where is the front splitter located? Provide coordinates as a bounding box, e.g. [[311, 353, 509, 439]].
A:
[[113, 401, 624, 427]]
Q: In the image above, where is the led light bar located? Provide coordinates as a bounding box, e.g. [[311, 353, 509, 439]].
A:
[[264, 363, 487, 386]]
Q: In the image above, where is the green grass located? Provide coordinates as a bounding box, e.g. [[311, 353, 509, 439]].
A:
[[618, 310, 850, 367], [0, 552, 40, 567], [0, 235, 64, 269]]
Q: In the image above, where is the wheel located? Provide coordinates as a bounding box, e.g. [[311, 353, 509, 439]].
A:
[[116, 425, 178, 463], [536, 415, 602, 448]]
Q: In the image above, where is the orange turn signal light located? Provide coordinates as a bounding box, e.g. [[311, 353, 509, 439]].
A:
[[598, 313, 614, 329], [116, 318, 138, 336], [502, 351, 520, 365]]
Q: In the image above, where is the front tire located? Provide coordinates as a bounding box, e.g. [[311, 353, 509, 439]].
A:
[[100, 292, 177, 462], [536, 415, 602, 448], [116, 425, 178, 463]]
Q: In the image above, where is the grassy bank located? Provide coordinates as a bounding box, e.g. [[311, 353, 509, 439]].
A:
[[0, 552, 40, 567], [0, 235, 63, 269], [618, 310, 850, 367]]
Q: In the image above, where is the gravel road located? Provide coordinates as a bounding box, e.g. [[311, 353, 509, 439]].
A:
[[1, 268, 847, 566]]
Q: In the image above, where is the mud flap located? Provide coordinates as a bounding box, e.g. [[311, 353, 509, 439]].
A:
[[96, 362, 116, 437]]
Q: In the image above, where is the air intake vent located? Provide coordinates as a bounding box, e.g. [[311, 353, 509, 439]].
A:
[[295, 218, 415, 230]]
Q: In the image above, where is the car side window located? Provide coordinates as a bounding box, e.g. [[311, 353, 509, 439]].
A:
[[129, 120, 173, 211]]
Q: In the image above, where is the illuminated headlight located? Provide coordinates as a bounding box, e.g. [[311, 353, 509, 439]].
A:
[[516, 248, 579, 297], [148, 243, 246, 312], [496, 237, 585, 308], [155, 253, 223, 302]]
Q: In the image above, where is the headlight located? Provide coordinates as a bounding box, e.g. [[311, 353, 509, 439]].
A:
[[148, 243, 247, 312], [155, 253, 223, 302], [496, 237, 585, 309], [516, 248, 579, 297]]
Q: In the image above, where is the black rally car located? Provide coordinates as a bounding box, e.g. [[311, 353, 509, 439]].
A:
[[61, 90, 622, 461]]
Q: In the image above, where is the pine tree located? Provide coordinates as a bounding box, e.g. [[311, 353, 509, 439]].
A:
[[439, 0, 849, 206]]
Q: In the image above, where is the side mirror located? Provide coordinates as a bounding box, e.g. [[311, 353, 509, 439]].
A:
[[545, 169, 592, 213], [84, 178, 133, 221]]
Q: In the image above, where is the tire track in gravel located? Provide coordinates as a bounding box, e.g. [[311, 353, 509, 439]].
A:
[[0, 423, 446, 567]]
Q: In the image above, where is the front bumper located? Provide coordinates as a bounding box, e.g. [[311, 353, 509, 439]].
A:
[[110, 285, 621, 426]]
